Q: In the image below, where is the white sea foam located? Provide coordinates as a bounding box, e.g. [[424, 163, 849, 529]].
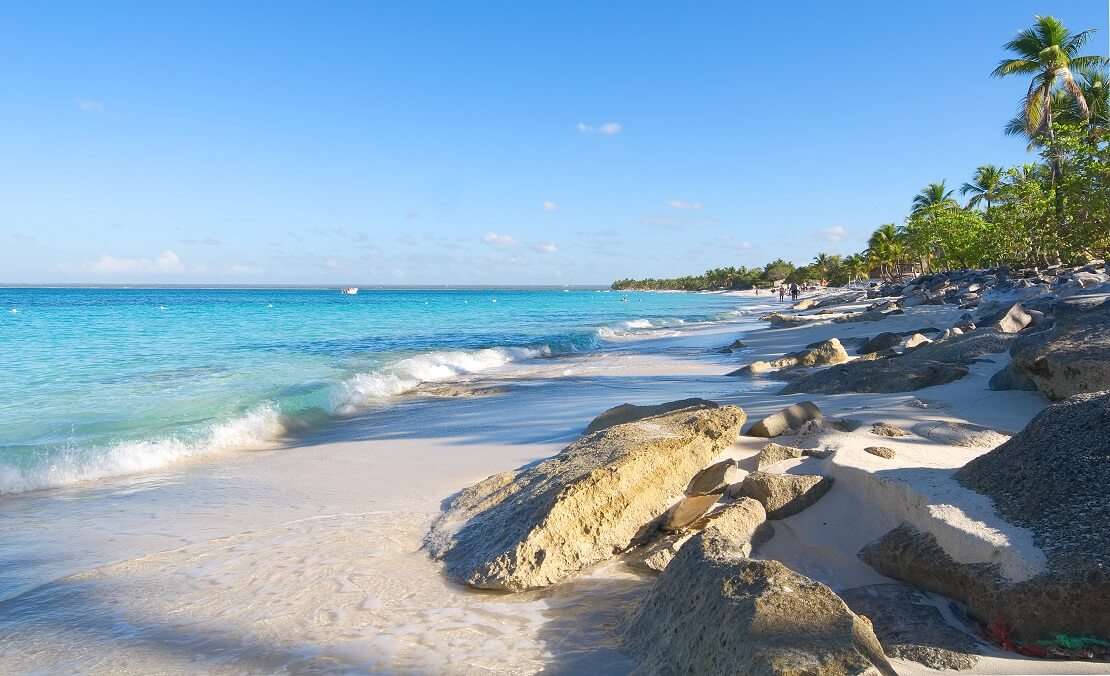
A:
[[0, 406, 285, 495]]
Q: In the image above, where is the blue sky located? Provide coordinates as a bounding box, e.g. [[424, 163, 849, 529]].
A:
[[0, 1, 1106, 285]]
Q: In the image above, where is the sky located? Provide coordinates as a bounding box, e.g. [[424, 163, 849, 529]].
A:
[[0, 1, 1106, 285]]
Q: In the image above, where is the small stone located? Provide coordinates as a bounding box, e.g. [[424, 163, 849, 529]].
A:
[[904, 333, 932, 349], [746, 401, 822, 438], [865, 446, 895, 459], [659, 493, 721, 531], [736, 471, 833, 519], [685, 460, 741, 496], [871, 422, 909, 437], [756, 443, 803, 469]]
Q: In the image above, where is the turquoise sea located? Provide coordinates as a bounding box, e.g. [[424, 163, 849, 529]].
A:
[[0, 287, 746, 494]]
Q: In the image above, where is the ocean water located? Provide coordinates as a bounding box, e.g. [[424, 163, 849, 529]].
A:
[[0, 287, 745, 494]]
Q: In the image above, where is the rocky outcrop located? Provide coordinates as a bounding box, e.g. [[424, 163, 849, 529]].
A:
[[912, 420, 1009, 448], [659, 494, 721, 531], [685, 459, 741, 496], [988, 363, 1038, 391], [737, 471, 833, 519], [863, 392, 1110, 640], [760, 312, 822, 328], [857, 332, 901, 355], [730, 338, 848, 375], [718, 339, 747, 353], [745, 401, 822, 437], [623, 529, 896, 675], [779, 359, 969, 395], [1008, 294, 1110, 400], [756, 443, 803, 469], [584, 397, 717, 434], [841, 584, 980, 671], [899, 328, 1013, 364], [425, 405, 745, 591], [793, 290, 867, 311]]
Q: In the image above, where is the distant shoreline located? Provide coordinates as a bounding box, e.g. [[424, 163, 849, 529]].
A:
[[0, 284, 613, 291]]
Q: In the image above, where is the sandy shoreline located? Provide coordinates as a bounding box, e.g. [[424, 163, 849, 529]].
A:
[[0, 290, 1106, 674]]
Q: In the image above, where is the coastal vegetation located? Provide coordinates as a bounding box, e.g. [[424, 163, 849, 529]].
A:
[[613, 15, 1108, 292]]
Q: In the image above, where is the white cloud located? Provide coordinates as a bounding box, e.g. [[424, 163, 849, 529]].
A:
[[86, 250, 184, 274], [10, 232, 36, 241], [577, 121, 622, 135], [543, 200, 558, 211], [821, 226, 848, 242], [532, 242, 559, 254], [482, 231, 517, 247], [667, 199, 703, 210], [738, 241, 753, 249], [227, 263, 261, 274], [76, 99, 104, 114]]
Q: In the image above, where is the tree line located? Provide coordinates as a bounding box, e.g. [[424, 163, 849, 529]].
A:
[[613, 15, 1108, 292]]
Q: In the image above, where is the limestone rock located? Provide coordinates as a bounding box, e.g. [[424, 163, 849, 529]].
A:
[[660, 493, 721, 531], [857, 332, 901, 355], [993, 302, 1034, 333], [1009, 294, 1110, 400], [911, 420, 1009, 448], [623, 530, 896, 675], [685, 459, 741, 496], [745, 401, 822, 437], [841, 584, 980, 671], [718, 339, 747, 353], [870, 422, 908, 438], [585, 397, 717, 434], [779, 359, 969, 395], [756, 443, 803, 469], [988, 363, 1038, 391], [864, 446, 895, 459], [737, 471, 833, 519], [904, 333, 932, 349], [424, 405, 746, 591], [729, 339, 848, 376], [901, 328, 1013, 364], [760, 312, 820, 328]]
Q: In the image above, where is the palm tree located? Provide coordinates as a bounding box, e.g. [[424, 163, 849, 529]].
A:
[[1074, 63, 1109, 133], [912, 181, 957, 215], [866, 224, 903, 279], [960, 165, 1005, 213], [992, 16, 1103, 224]]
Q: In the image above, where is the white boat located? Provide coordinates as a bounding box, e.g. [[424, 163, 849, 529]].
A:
[[340, 287, 359, 295]]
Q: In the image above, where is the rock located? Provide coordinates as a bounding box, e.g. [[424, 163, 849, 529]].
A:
[[755, 443, 803, 469], [834, 308, 902, 324], [660, 493, 722, 531], [911, 420, 1009, 448], [760, 312, 820, 328], [745, 401, 822, 437], [1009, 294, 1110, 400], [904, 333, 932, 349], [718, 339, 747, 353], [864, 446, 895, 459], [730, 339, 849, 376], [841, 584, 980, 671], [623, 531, 896, 676], [857, 331, 902, 355], [864, 392, 1110, 641], [685, 459, 741, 496], [424, 405, 745, 591], [899, 328, 1013, 364], [779, 359, 969, 395], [988, 363, 1038, 391], [585, 397, 717, 434], [737, 471, 833, 519], [993, 302, 1034, 333], [871, 422, 909, 438], [954, 319, 976, 332], [629, 498, 768, 573]]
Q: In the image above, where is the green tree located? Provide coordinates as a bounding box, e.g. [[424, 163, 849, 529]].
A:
[[960, 165, 1005, 214]]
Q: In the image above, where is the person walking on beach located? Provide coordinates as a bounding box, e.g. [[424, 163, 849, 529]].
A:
[[790, 283, 799, 302], [778, 285, 786, 302]]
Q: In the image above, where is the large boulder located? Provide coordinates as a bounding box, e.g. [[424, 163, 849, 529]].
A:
[[840, 584, 980, 671], [755, 443, 803, 469], [1009, 294, 1110, 400], [779, 359, 969, 395], [623, 529, 896, 675], [760, 312, 821, 328], [988, 363, 1038, 391], [659, 494, 722, 531], [856, 332, 901, 355], [424, 405, 745, 591], [685, 459, 741, 496], [912, 420, 1009, 448], [993, 303, 1034, 333], [899, 328, 1013, 364], [737, 471, 833, 519], [863, 392, 1110, 640], [584, 397, 718, 433], [745, 401, 822, 437]]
